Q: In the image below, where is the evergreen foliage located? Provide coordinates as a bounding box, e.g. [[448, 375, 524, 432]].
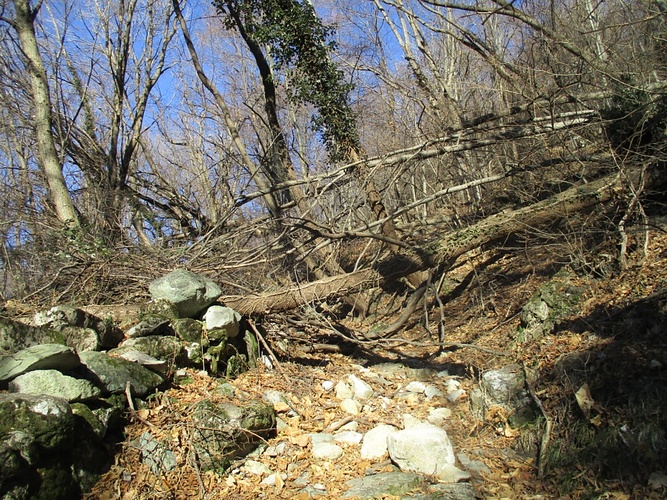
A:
[[214, 0, 360, 160]]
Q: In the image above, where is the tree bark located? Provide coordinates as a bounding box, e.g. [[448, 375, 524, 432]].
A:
[[12, 0, 80, 229], [222, 168, 643, 317]]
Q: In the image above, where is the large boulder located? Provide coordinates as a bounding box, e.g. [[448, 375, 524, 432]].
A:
[[189, 399, 275, 472], [0, 344, 79, 384], [8, 370, 101, 403], [78, 351, 164, 397], [34, 305, 122, 348], [148, 270, 221, 318], [387, 423, 468, 482], [0, 393, 76, 461], [469, 364, 535, 426], [203, 306, 242, 338], [0, 393, 115, 498], [0, 393, 80, 499], [0, 317, 65, 356]]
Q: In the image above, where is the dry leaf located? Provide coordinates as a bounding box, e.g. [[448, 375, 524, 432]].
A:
[[575, 383, 595, 416], [292, 434, 311, 448], [136, 408, 150, 419], [274, 472, 284, 490]]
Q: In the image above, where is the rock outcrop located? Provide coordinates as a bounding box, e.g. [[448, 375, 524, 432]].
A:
[[0, 270, 266, 499]]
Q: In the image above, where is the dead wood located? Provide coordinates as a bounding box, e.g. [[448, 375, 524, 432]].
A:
[[222, 168, 651, 319]]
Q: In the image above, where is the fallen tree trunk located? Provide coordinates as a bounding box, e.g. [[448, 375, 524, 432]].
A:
[[222, 169, 646, 316]]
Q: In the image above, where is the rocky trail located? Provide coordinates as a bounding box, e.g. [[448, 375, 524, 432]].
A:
[[82, 230, 667, 499], [3, 230, 667, 499]]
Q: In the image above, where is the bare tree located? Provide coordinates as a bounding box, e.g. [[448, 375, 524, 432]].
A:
[[2, 0, 80, 229]]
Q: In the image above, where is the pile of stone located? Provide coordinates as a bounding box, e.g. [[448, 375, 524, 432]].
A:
[[0, 270, 272, 499]]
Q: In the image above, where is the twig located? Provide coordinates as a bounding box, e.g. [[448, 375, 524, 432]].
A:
[[247, 319, 284, 378], [373, 337, 509, 356], [183, 428, 207, 499], [125, 381, 136, 413], [124, 381, 156, 427], [522, 362, 553, 477], [325, 416, 354, 433]]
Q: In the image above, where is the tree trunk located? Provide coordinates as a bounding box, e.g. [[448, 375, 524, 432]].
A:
[[222, 168, 643, 317], [12, 0, 79, 229]]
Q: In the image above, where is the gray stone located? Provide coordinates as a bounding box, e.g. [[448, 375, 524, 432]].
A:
[[71, 403, 108, 441], [519, 270, 584, 340], [0, 344, 79, 383], [203, 306, 241, 338], [110, 349, 168, 373], [34, 305, 122, 348], [149, 270, 222, 318], [138, 431, 178, 475], [189, 399, 275, 472], [312, 442, 343, 460], [348, 374, 374, 401], [9, 369, 101, 402], [408, 482, 478, 499], [126, 316, 170, 338], [425, 385, 443, 399], [340, 398, 361, 415], [335, 380, 354, 400], [333, 430, 363, 445], [406, 381, 427, 393], [388, 423, 458, 480], [114, 335, 185, 368], [426, 408, 452, 427], [79, 351, 164, 397], [469, 364, 534, 425], [343, 471, 424, 499], [262, 389, 288, 405], [0, 393, 75, 459], [361, 424, 397, 459], [0, 317, 65, 356], [60, 326, 101, 352], [171, 318, 204, 343]]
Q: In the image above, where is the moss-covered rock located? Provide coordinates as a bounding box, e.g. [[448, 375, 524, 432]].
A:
[[518, 269, 585, 341], [0, 318, 65, 356], [78, 351, 164, 397], [189, 399, 275, 473], [0, 394, 75, 464], [171, 318, 204, 343]]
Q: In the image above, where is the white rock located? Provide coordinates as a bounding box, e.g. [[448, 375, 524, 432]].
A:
[[243, 460, 272, 475], [445, 379, 461, 392], [446, 389, 466, 403], [321, 380, 335, 391], [402, 413, 422, 428], [360, 424, 398, 459], [437, 464, 471, 483], [405, 381, 427, 393], [312, 442, 344, 460], [424, 385, 443, 399], [387, 423, 456, 478], [339, 420, 359, 431], [340, 398, 362, 415], [334, 431, 363, 445], [348, 374, 374, 401], [336, 380, 354, 400], [310, 433, 334, 444], [427, 408, 453, 426], [261, 472, 287, 485], [263, 442, 287, 457], [203, 306, 241, 337]]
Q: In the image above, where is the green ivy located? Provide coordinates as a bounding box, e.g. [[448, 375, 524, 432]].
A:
[[214, 0, 360, 160], [602, 76, 667, 153]]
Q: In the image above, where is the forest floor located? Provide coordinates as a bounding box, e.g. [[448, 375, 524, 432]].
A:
[[85, 227, 667, 499]]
